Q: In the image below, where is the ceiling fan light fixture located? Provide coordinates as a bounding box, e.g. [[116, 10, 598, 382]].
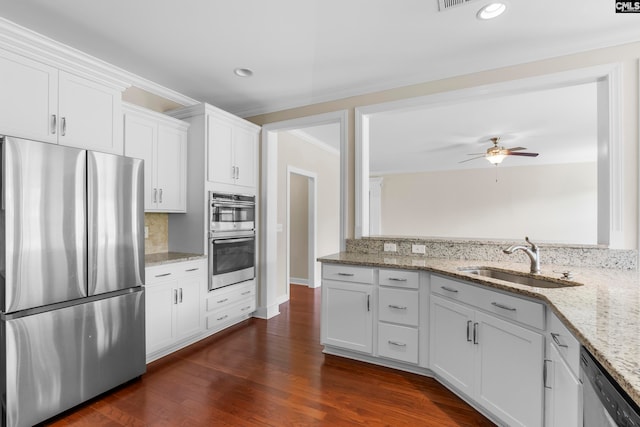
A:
[[233, 67, 254, 77], [477, 2, 506, 20], [486, 153, 506, 164]]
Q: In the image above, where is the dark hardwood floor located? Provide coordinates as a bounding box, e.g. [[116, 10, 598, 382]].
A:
[[47, 285, 495, 426]]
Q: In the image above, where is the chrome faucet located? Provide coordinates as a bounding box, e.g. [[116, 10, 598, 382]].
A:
[[503, 236, 541, 274]]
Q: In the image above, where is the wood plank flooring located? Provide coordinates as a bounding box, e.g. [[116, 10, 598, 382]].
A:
[[46, 285, 495, 426]]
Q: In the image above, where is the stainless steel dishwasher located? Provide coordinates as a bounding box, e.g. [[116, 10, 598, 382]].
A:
[[580, 346, 640, 426]]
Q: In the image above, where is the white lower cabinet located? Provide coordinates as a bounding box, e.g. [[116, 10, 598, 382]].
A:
[[545, 311, 582, 427], [430, 290, 545, 427], [145, 260, 206, 362], [321, 279, 373, 353]]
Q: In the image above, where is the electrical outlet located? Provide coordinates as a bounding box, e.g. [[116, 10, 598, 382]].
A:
[[144, 226, 149, 239], [383, 242, 397, 252], [412, 244, 426, 254]]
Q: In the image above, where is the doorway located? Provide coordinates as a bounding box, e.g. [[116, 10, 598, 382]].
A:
[[287, 167, 318, 301]]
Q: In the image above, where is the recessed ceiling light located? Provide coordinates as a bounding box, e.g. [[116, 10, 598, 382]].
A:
[[477, 2, 506, 20], [234, 68, 254, 77]]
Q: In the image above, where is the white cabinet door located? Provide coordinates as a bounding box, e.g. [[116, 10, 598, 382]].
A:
[[58, 71, 123, 154], [475, 311, 544, 427], [207, 115, 235, 185], [175, 274, 203, 339], [124, 113, 157, 210], [430, 295, 475, 396], [233, 126, 257, 188], [145, 280, 178, 354], [322, 280, 373, 354], [156, 125, 186, 211], [0, 49, 58, 143], [547, 342, 583, 427]]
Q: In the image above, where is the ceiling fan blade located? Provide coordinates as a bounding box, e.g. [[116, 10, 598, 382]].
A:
[[459, 156, 485, 163], [505, 147, 527, 152], [508, 152, 539, 157], [466, 153, 486, 156]]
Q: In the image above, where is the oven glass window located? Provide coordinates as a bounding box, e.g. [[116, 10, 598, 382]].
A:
[[211, 206, 254, 223], [212, 238, 255, 275]]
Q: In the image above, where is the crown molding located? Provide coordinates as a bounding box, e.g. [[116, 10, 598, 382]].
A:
[[0, 17, 199, 106]]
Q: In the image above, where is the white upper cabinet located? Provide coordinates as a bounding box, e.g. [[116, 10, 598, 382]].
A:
[[0, 48, 124, 154], [57, 71, 123, 154], [123, 103, 188, 213], [207, 112, 258, 190]]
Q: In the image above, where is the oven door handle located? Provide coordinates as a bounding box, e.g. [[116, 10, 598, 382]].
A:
[[212, 201, 255, 208], [213, 237, 255, 244]]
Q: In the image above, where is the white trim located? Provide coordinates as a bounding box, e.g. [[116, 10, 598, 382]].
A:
[[260, 110, 347, 319], [286, 166, 319, 301], [0, 16, 198, 106], [356, 63, 623, 247], [290, 277, 309, 286], [287, 129, 340, 155]]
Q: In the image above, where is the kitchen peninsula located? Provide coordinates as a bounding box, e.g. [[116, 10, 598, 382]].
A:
[[319, 237, 640, 426]]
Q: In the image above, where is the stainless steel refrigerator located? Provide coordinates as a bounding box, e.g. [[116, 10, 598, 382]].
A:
[[0, 136, 146, 427]]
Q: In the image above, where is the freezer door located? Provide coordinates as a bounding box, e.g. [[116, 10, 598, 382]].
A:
[[1, 290, 146, 427], [87, 151, 144, 296], [1, 137, 87, 313]]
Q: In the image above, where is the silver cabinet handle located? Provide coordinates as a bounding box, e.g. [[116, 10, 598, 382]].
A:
[[241, 290, 251, 295], [217, 314, 228, 321], [491, 302, 517, 311], [179, 288, 183, 303], [236, 166, 240, 179], [441, 286, 459, 293], [231, 166, 236, 179], [155, 272, 172, 278], [217, 298, 229, 304], [173, 289, 178, 305], [51, 114, 57, 134], [241, 305, 252, 311], [388, 340, 407, 347], [551, 333, 568, 348], [388, 304, 407, 310], [61, 117, 66, 136], [388, 277, 407, 282], [466, 320, 472, 342], [185, 268, 199, 272], [543, 359, 552, 389], [367, 294, 370, 311], [337, 272, 354, 276], [473, 322, 479, 344], [153, 188, 158, 203], [159, 188, 163, 203]]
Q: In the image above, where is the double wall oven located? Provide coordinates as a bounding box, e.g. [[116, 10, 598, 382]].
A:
[[208, 192, 256, 291]]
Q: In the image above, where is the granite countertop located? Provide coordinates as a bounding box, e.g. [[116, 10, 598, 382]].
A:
[[145, 251, 206, 267], [319, 252, 640, 407]]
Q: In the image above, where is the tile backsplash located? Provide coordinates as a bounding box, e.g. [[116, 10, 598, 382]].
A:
[[145, 213, 168, 254]]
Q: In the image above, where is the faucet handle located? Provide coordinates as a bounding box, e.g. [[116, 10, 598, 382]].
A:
[[525, 236, 538, 251]]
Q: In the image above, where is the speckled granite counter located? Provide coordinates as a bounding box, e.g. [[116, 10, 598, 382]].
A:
[[145, 252, 206, 267], [319, 252, 640, 407]]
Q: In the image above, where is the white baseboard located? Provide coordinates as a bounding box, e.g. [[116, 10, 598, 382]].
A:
[[253, 303, 281, 319], [290, 277, 308, 286], [277, 294, 289, 305]]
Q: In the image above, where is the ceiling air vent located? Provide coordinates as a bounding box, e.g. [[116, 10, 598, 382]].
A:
[[437, 0, 478, 11]]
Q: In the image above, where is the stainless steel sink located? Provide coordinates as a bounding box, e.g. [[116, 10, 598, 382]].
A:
[[458, 267, 582, 288]]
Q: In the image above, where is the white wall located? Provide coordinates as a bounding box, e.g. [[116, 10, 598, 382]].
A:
[[277, 132, 340, 300], [377, 162, 597, 244]]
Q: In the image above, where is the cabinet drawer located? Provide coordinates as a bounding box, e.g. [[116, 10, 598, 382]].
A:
[[378, 287, 419, 326], [379, 269, 419, 289], [322, 264, 374, 284], [378, 323, 419, 364], [206, 298, 255, 330], [146, 260, 205, 285], [548, 311, 580, 377], [206, 280, 255, 312], [432, 275, 544, 330]]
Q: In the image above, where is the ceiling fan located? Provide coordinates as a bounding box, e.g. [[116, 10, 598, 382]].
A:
[[460, 137, 539, 164]]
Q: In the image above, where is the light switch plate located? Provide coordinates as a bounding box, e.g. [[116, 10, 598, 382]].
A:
[[144, 226, 149, 239], [383, 242, 397, 252], [412, 244, 426, 254]]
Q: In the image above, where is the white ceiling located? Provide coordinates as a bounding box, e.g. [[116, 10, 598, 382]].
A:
[[0, 0, 638, 117]]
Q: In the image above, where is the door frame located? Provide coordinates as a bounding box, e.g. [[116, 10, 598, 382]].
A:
[[256, 110, 348, 319]]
